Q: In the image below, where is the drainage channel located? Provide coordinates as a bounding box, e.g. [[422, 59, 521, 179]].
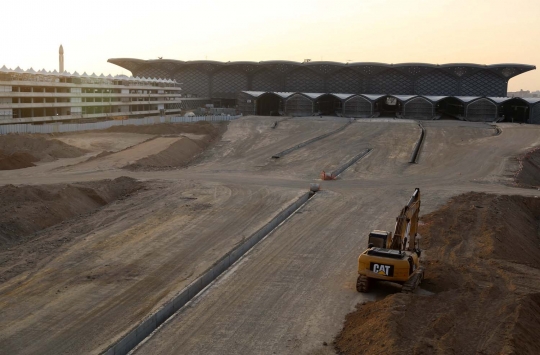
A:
[[409, 122, 426, 164], [102, 189, 317, 355], [272, 120, 352, 159], [491, 124, 502, 136], [331, 148, 372, 178]]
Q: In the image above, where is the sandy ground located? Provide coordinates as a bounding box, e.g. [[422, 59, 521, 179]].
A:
[[335, 192, 540, 355], [133, 119, 540, 355], [54, 132, 156, 153], [0, 180, 302, 354], [0, 117, 540, 354], [58, 137, 185, 172]]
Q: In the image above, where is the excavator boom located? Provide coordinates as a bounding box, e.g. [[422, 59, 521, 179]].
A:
[[390, 188, 421, 252]]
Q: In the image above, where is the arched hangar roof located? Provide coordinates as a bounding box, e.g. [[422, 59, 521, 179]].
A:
[[241, 91, 295, 99]]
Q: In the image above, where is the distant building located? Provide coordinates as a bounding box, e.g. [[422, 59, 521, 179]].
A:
[[508, 89, 531, 98], [0, 46, 216, 125], [0, 66, 188, 124]]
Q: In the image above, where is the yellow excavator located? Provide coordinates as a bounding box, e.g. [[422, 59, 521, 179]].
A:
[[356, 188, 425, 293]]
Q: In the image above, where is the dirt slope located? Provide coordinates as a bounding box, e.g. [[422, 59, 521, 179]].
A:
[[335, 193, 540, 355], [104, 120, 226, 138], [0, 177, 144, 249], [515, 146, 540, 188], [125, 135, 213, 170], [0, 135, 87, 163], [0, 150, 39, 170]]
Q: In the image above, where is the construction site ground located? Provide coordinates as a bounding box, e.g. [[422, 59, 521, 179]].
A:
[[0, 116, 539, 354]]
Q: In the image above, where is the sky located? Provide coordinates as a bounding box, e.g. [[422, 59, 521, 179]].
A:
[[3, 0, 540, 91]]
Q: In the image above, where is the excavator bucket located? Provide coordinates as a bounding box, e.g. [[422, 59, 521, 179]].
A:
[[320, 171, 337, 180]]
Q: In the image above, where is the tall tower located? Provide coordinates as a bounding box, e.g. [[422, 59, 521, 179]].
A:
[[59, 45, 64, 73]]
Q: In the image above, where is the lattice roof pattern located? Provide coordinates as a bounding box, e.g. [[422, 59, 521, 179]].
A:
[[415, 70, 459, 96], [108, 58, 535, 98], [285, 67, 325, 92], [461, 71, 507, 97], [369, 69, 413, 95], [327, 68, 366, 94], [252, 69, 283, 92]]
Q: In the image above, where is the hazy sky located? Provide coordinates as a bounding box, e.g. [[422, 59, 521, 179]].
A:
[[3, 0, 539, 91]]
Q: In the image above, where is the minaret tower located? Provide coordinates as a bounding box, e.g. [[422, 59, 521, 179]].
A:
[[59, 45, 64, 73]]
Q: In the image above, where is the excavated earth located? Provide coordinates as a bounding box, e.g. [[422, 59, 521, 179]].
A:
[[0, 177, 144, 282], [1, 118, 540, 355], [0, 134, 87, 165], [0, 150, 38, 170], [515, 146, 540, 188], [335, 192, 540, 355], [0, 134, 88, 170]]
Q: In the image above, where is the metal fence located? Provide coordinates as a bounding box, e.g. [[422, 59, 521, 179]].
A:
[[0, 115, 242, 135]]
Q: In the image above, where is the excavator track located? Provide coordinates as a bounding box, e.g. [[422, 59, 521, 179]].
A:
[[356, 275, 371, 293], [401, 267, 425, 293]]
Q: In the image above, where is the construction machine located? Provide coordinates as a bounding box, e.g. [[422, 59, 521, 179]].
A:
[[356, 188, 425, 293]]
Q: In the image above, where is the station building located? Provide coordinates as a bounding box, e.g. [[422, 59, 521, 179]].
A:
[[109, 58, 537, 123]]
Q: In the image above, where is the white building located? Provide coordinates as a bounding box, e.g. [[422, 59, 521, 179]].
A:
[[0, 66, 187, 124]]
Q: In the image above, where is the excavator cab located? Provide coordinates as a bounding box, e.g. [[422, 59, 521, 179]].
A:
[[368, 230, 391, 248]]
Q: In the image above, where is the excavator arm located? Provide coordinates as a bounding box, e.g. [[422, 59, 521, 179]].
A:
[[389, 188, 421, 252]]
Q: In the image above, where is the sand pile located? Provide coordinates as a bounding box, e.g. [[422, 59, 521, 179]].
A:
[[125, 135, 212, 170], [0, 134, 87, 166], [515, 146, 540, 188], [0, 150, 39, 170], [117, 121, 227, 170], [335, 192, 540, 355], [0, 177, 144, 249], [105, 121, 226, 139]]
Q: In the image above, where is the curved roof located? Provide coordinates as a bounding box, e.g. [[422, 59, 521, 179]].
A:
[[302, 93, 327, 99], [239, 92, 540, 111], [522, 97, 540, 105], [453, 96, 482, 103], [389, 95, 417, 102], [241, 91, 295, 99], [330, 93, 356, 100], [487, 97, 540, 105], [241, 91, 266, 98], [423, 96, 449, 103], [361, 94, 386, 101], [108, 58, 536, 79]]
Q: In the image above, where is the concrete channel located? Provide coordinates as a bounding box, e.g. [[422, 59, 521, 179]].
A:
[[102, 189, 317, 355], [409, 122, 426, 164], [331, 148, 372, 177], [272, 120, 352, 159]]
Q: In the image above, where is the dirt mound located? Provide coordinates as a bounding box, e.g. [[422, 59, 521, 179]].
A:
[[0, 134, 87, 162], [105, 121, 226, 138], [0, 150, 39, 170], [515, 146, 540, 188], [0, 177, 144, 249], [125, 136, 210, 170], [335, 192, 540, 355]]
